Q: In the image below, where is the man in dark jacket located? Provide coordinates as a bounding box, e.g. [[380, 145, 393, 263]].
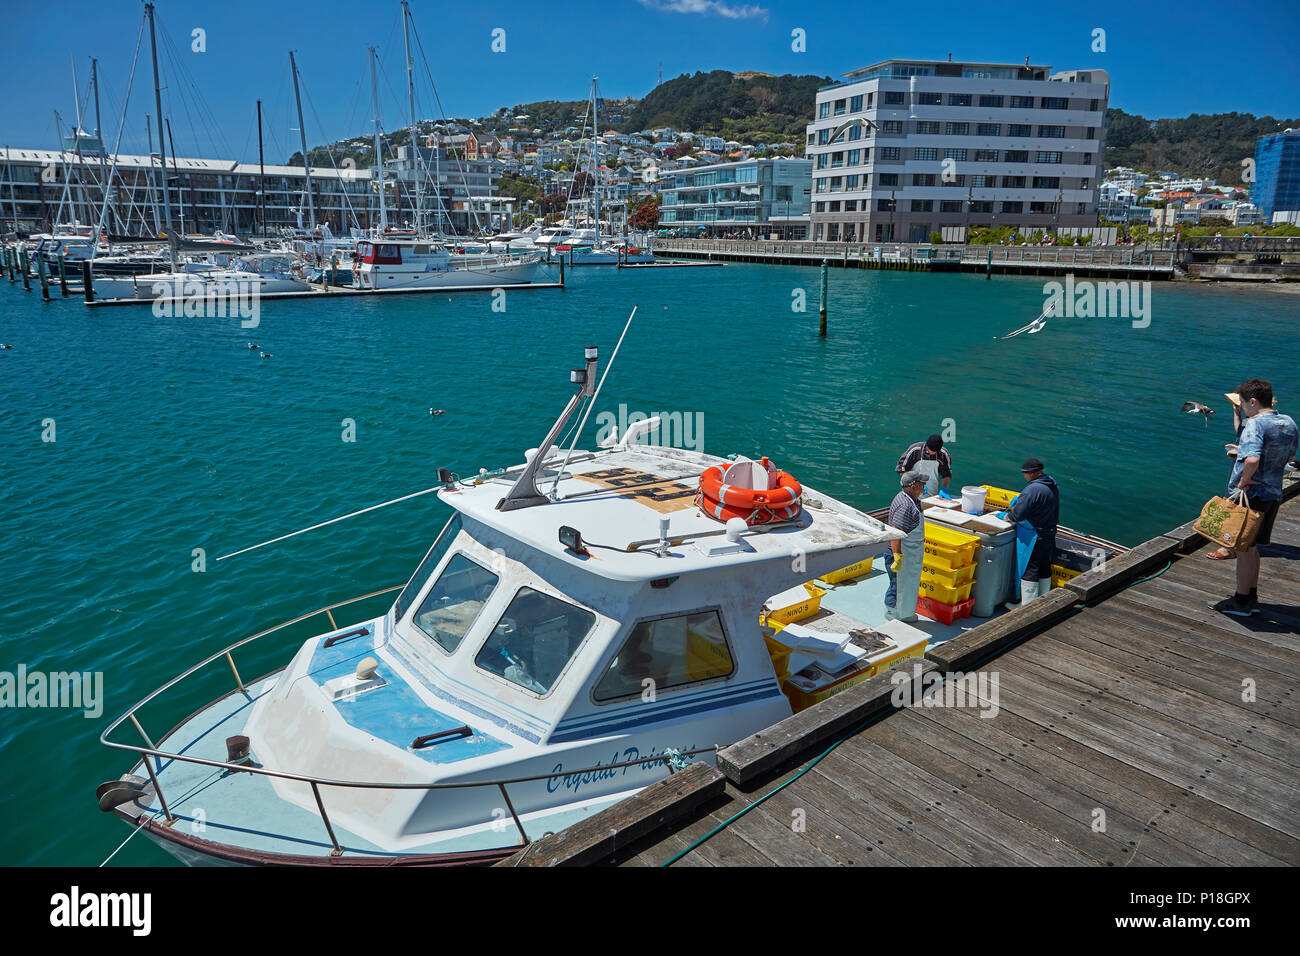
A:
[[1004, 458, 1060, 609]]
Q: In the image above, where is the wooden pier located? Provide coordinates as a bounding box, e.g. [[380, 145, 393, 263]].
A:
[[504, 481, 1299, 867], [652, 238, 1177, 279]]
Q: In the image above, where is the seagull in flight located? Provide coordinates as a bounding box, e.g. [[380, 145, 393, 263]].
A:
[[996, 299, 1055, 339], [1181, 401, 1215, 426]]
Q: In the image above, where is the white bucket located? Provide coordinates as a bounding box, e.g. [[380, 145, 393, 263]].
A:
[[961, 485, 987, 514]]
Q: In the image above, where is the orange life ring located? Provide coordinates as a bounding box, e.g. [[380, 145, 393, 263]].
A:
[[697, 459, 802, 525]]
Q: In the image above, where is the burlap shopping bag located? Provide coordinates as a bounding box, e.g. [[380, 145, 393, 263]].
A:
[[1194, 490, 1263, 552]]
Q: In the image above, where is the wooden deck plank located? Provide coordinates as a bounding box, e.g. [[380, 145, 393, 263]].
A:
[[1018, 630, 1300, 756], [1099, 594, 1300, 679], [780, 764, 970, 866], [1068, 603, 1300, 702], [718, 800, 845, 867], [879, 709, 1224, 866], [915, 700, 1298, 864], [1004, 654, 1300, 798], [755, 781, 906, 866], [988, 664, 1300, 837], [1043, 621, 1300, 730], [819, 737, 1070, 865]]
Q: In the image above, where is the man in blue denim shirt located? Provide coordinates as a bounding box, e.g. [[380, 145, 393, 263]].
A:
[[1215, 378, 1298, 616]]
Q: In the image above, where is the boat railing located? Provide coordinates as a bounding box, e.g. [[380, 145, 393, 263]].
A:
[[99, 583, 717, 856]]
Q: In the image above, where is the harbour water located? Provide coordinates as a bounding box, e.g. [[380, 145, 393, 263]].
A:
[[1, 263, 1296, 864]]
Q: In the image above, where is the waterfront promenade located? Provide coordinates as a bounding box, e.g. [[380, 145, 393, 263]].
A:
[[653, 238, 1176, 278]]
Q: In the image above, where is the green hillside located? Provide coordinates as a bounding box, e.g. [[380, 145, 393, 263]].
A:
[[1105, 109, 1299, 184], [618, 70, 831, 143]]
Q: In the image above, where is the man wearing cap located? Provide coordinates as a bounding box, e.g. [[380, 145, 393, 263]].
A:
[[884, 470, 929, 622], [1004, 458, 1060, 609], [895, 434, 952, 498]]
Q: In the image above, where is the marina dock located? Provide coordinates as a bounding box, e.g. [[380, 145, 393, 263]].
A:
[[652, 238, 1178, 278], [504, 482, 1300, 867]]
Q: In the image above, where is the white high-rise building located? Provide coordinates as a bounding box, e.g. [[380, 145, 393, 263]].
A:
[[805, 58, 1110, 242]]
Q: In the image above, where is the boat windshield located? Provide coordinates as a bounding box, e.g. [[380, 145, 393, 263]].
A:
[[475, 588, 595, 695], [394, 515, 462, 618], [412, 553, 500, 653]]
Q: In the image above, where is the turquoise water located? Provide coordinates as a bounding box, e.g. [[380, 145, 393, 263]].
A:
[[1, 262, 1296, 865]]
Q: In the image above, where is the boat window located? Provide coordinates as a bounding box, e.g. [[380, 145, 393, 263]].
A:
[[412, 552, 499, 654], [475, 588, 596, 695], [592, 610, 733, 702], [394, 514, 462, 619]]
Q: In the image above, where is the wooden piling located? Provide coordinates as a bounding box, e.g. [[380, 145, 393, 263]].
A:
[[38, 255, 50, 300], [986, 247, 993, 279], [81, 261, 95, 303], [330, 255, 338, 288], [3, 247, 12, 282], [58, 253, 69, 296], [818, 259, 828, 337], [558, 256, 565, 286], [21, 250, 31, 291]]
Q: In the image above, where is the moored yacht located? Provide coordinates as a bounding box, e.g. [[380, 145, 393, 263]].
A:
[[352, 238, 547, 290]]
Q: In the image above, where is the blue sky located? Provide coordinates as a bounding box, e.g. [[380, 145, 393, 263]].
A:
[[3, 0, 1297, 163]]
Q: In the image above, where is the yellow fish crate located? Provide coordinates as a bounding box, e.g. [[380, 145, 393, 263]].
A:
[[1051, 564, 1083, 589], [980, 485, 1020, 509], [922, 524, 979, 570], [761, 582, 829, 627], [818, 556, 876, 585], [920, 562, 976, 588], [917, 577, 975, 605]]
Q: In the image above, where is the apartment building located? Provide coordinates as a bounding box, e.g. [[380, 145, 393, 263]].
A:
[[0, 143, 506, 236], [805, 59, 1110, 242], [658, 157, 812, 238]]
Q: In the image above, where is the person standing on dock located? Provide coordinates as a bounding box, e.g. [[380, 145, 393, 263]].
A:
[[895, 435, 952, 498], [884, 470, 928, 623], [1214, 379, 1297, 617], [1004, 458, 1060, 609]]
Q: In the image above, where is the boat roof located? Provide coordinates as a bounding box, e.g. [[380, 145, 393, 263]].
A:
[[440, 444, 900, 583]]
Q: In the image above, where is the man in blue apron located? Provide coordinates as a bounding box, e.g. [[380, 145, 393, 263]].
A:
[[1004, 458, 1060, 609], [895, 434, 953, 498], [884, 469, 928, 622]]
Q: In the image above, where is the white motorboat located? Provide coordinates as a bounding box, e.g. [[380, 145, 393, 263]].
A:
[[96, 343, 908, 865], [92, 252, 311, 301], [352, 239, 546, 290]]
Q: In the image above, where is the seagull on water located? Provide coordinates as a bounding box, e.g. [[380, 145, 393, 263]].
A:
[[260, 352, 273, 359], [1181, 401, 1215, 426], [247, 343, 260, 349], [429, 408, 446, 416]]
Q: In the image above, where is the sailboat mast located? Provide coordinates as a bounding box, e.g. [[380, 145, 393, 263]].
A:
[[91, 57, 110, 235], [289, 50, 316, 231], [145, 116, 160, 235], [257, 99, 267, 236], [401, 1, 422, 234], [591, 76, 600, 240], [369, 47, 388, 232], [145, 2, 174, 255]]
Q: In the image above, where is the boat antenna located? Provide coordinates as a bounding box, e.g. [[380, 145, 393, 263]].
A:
[[549, 305, 638, 498], [216, 483, 446, 562]]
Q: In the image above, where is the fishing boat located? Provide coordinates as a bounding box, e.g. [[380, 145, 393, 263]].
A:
[[96, 339, 908, 865]]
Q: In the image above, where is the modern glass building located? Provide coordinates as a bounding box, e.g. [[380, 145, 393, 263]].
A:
[[1252, 130, 1300, 223], [658, 158, 812, 238]]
